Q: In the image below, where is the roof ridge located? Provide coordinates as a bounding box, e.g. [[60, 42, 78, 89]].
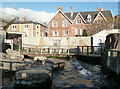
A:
[[64, 10, 111, 14]]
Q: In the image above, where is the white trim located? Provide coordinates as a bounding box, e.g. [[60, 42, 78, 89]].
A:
[[93, 11, 108, 22], [47, 9, 72, 25], [110, 10, 115, 21], [62, 20, 68, 27], [73, 13, 86, 23], [52, 20, 57, 27], [87, 14, 92, 22]]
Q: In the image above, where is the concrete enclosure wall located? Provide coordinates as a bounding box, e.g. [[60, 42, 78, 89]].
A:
[[22, 37, 91, 47]]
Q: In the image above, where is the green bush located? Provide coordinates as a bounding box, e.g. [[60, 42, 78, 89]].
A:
[[82, 29, 88, 36]]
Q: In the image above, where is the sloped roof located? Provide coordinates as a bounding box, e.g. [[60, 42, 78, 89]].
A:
[[13, 20, 47, 28], [64, 10, 114, 23]]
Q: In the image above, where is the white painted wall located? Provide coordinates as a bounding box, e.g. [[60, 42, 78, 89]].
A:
[[22, 36, 91, 47]]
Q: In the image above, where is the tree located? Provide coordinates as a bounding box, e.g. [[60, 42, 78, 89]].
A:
[[82, 29, 88, 36], [114, 15, 120, 29]]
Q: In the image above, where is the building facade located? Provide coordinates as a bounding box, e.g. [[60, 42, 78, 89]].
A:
[[48, 6, 114, 37], [7, 17, 47, 37]]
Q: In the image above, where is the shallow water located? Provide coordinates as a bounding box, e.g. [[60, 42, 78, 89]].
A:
[[2, 58, 120, 89]]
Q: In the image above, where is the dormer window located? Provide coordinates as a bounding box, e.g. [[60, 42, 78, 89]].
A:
[[87, 14, 92, 22], [76, 20, 82, 24]]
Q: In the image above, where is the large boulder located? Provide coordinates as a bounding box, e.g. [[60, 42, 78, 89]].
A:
[[34, 56, 47, 65], [14, 65, 52, 89], [6, 49, 24, 60]]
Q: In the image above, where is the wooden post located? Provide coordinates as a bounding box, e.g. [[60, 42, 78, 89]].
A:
[[87, 46, 89, 56], [10, 62, 12, 70], [59, 47, 61, 54], [19, 44, 21, 52], [116, 52, 119, 74], [77, 46, 79, 55], [36, 46, 38, 55], [40, 48, 43, 54], [82, 46, 83, 54], [11, 43, 13, 50], [67, 48, 69, 54]]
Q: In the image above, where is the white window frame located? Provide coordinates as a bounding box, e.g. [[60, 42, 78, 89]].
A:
[[24, 24, 28, 29], [75, 28, 83, 35], [64, 30, 68, 36], [76, 20, 82, 24], [62, 20, 67, 27], [53, 30, 59, 36], [52, 20, 57, 27], [87, 14, 92, 22]]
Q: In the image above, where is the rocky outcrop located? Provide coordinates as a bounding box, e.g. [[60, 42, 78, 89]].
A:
[[6, 49, 24, 60]]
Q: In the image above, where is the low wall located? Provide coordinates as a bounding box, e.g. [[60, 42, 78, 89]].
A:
[[22, 37, 91, 47]]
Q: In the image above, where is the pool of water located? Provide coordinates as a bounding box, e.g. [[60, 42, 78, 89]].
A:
[[2, 58, 120, 89], [52, 58, 120, 88]]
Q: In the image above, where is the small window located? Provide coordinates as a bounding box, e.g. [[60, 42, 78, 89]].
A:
[[87, 14, 92, 22], [97, 18, 102, 23], [13, 25, 16, 29], [53, 31, 59, 36], [24, 25, 28, 29], [52, 21, 57, 27], [62, 20, 67, 27], [36, 25, 39, 30], [64, 30, 68, 36], [75, 29, 83, 35], [76, 20, 81, 24]]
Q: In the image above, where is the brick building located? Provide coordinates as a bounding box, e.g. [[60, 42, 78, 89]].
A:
[[48, 6, 114, 37]]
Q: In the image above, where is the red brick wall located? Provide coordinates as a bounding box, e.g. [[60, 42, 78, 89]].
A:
[[72, 14, 86, 37], [49, 11, 113, 37], [49, 11, 72, 37], [40, 25, 47, 37]]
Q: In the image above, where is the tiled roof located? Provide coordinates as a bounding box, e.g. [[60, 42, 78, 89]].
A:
[[13, 20, 47, 28], [64, 10, 114, 23]]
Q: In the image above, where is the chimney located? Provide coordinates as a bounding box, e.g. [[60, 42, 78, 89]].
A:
[[43, 22, 46, 26], [97, 6, 103, 11], [21, 17, 26, 22], [71, 6, 73, 17], [57, 5, 63, 12]]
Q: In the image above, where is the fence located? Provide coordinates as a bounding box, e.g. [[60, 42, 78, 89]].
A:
[[107, 49, 120, 74], [12, 43, 104, 57]]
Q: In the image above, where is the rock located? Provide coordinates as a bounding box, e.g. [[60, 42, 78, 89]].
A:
[[6, 49, 24, 60], [34, 56, 47, 65], [0, 52, 7, 59], [14, 65, 52, 89], [46, 58, 65, 69]]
